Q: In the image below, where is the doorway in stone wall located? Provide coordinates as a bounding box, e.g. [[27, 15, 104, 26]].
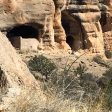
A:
[[66, 35, 74, 50], [100, 13, 112, 32], [6, 23, 43, 49], [61, 11, 85, 51], [100, 12, 112, 51]]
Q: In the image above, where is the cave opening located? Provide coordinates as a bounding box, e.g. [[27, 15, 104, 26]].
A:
[[7, 25, 39, 39], [100, 12, 112, 52], [100, 13, 112, 32], [61, 12, 85, 51], [76, 0, 85, 5], [66, 35, 74, 50], [100, 13, 107, 31], [6, 23, 43, 49]]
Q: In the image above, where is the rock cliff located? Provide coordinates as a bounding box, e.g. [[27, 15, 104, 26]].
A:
[[0, 32, 45, 111], [0, 0, 111, 54]]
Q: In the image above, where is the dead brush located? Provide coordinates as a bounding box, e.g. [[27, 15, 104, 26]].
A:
[[26, 54, 112, 112], [40, 62, 101, 112], [0, 67, 8, 94]]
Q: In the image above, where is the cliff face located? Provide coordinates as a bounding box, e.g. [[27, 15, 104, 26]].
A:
[[0, 32, 45, 111], [65, 1, 103, 53], [0, 0, 112, 53]]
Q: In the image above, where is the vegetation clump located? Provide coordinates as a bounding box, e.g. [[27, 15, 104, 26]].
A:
[[93, 55, 110, 68], [28, 55, 57, 79], [27, 55, 112, 112], [105, 50, 112, 59], [42, 63, 99, 105], [0, 67, 8, 94]]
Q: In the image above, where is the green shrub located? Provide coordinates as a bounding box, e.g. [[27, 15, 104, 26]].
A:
[[105, 50, 112, 59], [103, 67, 112, 80], [93, 55, 110, 68], [105, 80, 112, 110], [28, 55, 57, 79], [95, 67, 112, 111], [0, 67, 8, 94], [102, 67, 112, 110], [27, 55, 112, 112], [74, 63, 87, 76]]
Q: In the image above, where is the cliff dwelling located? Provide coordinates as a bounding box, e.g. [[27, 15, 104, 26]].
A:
[[6, 23, 43, 50], [100, 13, 111, 32], [61, 11, 85, 51], [100, 12, 112, 51], [0, 0, 111, 54]]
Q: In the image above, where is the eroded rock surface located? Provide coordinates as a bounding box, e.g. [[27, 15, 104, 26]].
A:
[[0, 0, 111, 53], [0, 32, 45, 111]]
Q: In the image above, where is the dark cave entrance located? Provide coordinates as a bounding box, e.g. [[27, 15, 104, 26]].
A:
[[61, 12, 85, 51], [66, 35, 74, 50], [100, 13, 112, 32], [6, 23, 43, 49], [100, 12, 112, 52], [100, 13, 108, 32]]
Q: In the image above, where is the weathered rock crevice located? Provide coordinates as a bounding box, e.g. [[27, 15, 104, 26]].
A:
[[0, 67, 8, 96]]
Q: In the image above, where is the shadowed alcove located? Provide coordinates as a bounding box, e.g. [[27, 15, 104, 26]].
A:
[[100, 13, 112, 32], [66, 35, 74, 50], [61, 11, 85, 51], [6, 23, 43, 49], [100, 12, 112, 52], [7, 25, 39, 38]]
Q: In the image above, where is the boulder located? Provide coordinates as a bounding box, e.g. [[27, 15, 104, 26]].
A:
[[0, 32, 45, 111]]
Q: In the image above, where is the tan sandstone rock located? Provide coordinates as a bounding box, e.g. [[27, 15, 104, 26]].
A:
[[0, 32, 45, 111], [0, 0, 112, 54]]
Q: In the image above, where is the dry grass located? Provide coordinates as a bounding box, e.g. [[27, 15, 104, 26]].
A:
[[0, 67, 8, 94], [19, 55, 112, 112], [93, 55, 110, 68]]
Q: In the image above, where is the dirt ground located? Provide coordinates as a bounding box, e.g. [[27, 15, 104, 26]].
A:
[[18, 49, 110, 78]]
